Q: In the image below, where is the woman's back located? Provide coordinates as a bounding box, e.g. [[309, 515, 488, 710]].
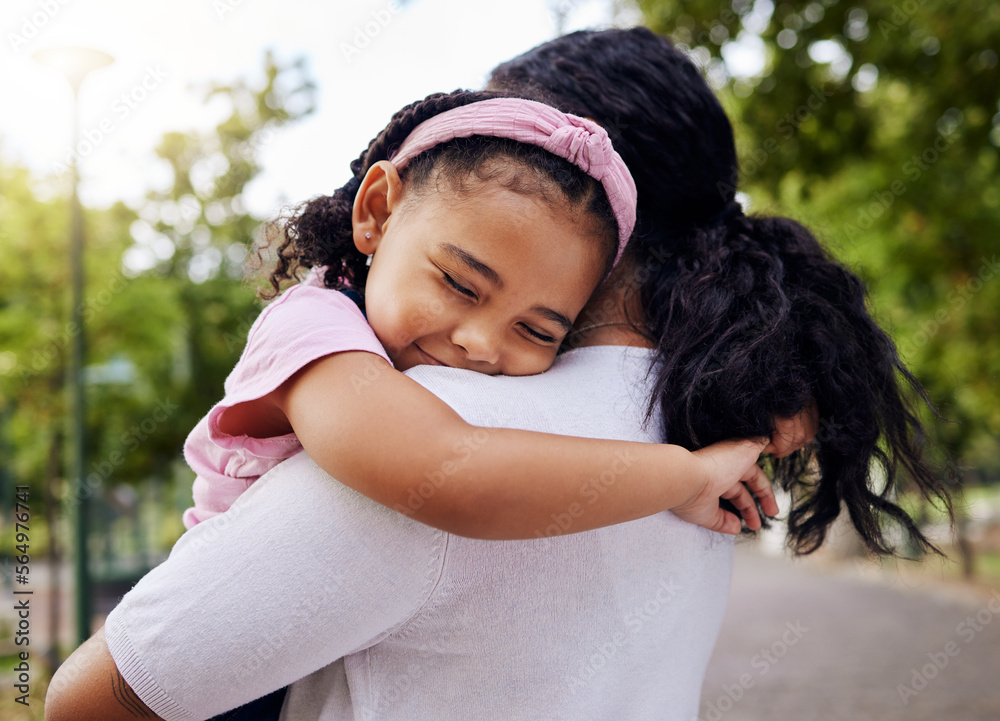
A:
[[280, 346, 734, 719], [102, 346, 734, 720]]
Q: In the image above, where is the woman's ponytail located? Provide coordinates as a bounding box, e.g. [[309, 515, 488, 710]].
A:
[[635, 212, 953, 556]]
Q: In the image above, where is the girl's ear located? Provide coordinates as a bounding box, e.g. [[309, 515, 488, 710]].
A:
[[352, 160, 404, 255]]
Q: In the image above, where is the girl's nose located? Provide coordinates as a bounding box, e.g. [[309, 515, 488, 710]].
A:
[[452, 321, 502, 366]]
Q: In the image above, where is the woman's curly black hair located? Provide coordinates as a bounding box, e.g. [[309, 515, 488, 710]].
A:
[[257, 89, 618, 299], [490, 27, 954, 556]]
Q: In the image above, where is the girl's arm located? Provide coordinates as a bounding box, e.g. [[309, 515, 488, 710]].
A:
[[222, 350, 776, 539]]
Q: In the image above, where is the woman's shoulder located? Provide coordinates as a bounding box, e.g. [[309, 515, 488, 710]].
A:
[[404, 344, 660, 440], [551, 344, 658, 384]]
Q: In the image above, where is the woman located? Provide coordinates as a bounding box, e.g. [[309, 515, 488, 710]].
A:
[[490, 27, 950, 557], [46, 28, 950, 721]]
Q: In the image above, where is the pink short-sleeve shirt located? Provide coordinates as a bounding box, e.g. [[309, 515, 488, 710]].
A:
[[182, 275, 390, 529]]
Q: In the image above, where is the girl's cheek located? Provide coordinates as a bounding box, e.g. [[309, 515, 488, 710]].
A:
[[516, 347, 559, 377], [365, 303, 402, 354], [410, 296, 446, 336]]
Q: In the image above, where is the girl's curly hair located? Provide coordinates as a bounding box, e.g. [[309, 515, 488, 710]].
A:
[[490, 27, 953, 556]]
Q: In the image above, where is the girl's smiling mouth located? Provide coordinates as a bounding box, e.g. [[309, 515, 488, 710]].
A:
[[413, 343, 446, 367]]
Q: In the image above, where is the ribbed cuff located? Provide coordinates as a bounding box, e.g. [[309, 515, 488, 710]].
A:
[[104, 612, 195, 721]]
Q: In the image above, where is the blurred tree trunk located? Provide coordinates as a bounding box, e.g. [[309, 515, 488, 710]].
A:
[[45, 427, 63, 669]]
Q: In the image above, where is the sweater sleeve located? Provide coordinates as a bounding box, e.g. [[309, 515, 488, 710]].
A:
[[105, 451, 447, 721], [182, 286, 391, 528], [217, 284, 390, 407]]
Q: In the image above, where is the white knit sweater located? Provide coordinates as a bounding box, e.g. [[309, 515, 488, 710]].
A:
[[105, 346, 734, 721]]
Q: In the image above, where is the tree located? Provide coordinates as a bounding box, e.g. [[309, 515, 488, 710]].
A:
[[632, 1, 1000, 574], [133, 50, 317, 447], [635, 0, 1000, 477], [0, 50, 316, 555]]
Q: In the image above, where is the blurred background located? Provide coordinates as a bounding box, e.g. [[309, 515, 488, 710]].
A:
[[1, 0, 998, 718]]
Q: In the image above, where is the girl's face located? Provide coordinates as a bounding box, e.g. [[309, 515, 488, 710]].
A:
[[358, 169, 608, 376]]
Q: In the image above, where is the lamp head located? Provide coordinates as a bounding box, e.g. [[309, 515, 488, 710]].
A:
[[33, 46, 114, 91]]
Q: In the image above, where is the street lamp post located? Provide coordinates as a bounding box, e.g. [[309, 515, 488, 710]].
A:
[[33, 46, 114, 647]]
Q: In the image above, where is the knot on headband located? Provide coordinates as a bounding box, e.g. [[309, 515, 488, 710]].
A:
[[543, 122, 615, 177], [388, 98, 637, 269]]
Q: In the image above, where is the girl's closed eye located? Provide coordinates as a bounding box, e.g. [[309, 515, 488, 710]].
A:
[[441, 267, 556, 343], [519, 323, 557, 344], [442, 272, 477, 300], [440, 267, 558, 344]]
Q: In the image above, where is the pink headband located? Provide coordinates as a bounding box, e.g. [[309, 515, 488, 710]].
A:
[[389, 98, 637, 268]]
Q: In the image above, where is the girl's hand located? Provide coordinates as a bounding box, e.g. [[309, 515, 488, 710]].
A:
[[673, 439, 776, 535]]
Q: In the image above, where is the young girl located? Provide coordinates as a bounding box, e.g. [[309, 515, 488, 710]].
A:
[[182, 91, 780, 540]]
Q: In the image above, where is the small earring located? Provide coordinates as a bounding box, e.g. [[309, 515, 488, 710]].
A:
[[366, 254, 373, 267], [365, 232, 372, 240]]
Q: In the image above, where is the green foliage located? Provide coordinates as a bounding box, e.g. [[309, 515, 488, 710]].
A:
[[0, 51, 316, 519], [135, 50, 316, 459], [636, 0, 1000, 474]]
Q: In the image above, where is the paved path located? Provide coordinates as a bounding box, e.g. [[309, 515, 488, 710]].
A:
[[700, 545, 1000, 721], [6, 549, 999, 720]]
